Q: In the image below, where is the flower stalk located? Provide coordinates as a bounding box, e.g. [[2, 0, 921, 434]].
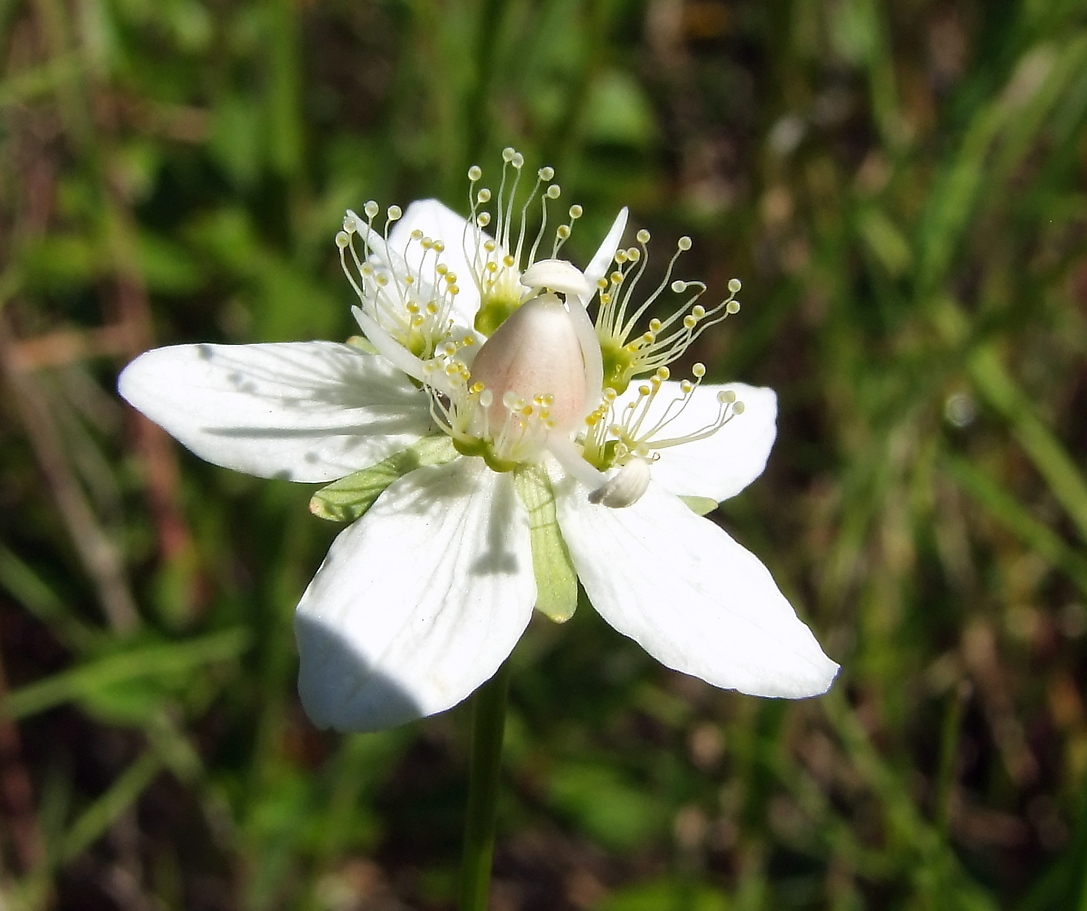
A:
[[458, 660, 511, 911]]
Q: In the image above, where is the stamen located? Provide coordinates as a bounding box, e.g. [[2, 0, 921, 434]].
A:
[[336, 206, 463, 363], [464, 148, 585, 336], [527, 168, 558, 266], [594, 233, 742, 394], [579, 364, 745, 479], [553, 205, 582, 258]]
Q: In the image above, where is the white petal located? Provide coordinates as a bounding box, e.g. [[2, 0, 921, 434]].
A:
[[295, 458, 536, 731], [583, 208, 628, 293], [387, 199, 484, 326], [350, 305, 429, 385], [118, 342, 432, 482], [554, 478, 838, 698], [620, 381, 778, 502]]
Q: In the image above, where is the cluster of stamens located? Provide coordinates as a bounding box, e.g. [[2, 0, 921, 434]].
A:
[[337, 205, 461, 361], [466, 148, 585, 333], [581, 364, 744, 471], [426, 364, 559, 472], [595, 229, 742, 394]]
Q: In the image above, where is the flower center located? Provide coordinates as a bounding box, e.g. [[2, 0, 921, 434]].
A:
[[429, 291, 589, 471]]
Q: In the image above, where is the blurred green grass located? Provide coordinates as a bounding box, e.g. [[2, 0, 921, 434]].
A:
[[2, 0, 1087, 909]]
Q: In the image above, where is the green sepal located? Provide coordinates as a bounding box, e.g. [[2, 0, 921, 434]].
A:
[[680, 495, 718, 516], [453, 436, 518, 473], [513, 464, 578, 623], [309, 435, 457, 523], [346, 335, 377, 354]]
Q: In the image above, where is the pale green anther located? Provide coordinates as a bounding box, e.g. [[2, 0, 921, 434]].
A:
[[513, 465, 577, 623], [309, 435, 457, 523], [679, 495, 718, 516]]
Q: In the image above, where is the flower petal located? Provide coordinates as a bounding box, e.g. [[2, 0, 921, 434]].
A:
[[118, 342, 432, 482], [554, 478, 838, 698], [388, 198, 484, 327], [350, 305, 430, 385], [295, 457, 536, 731], [583, 207, 628, 293], [619, 380, 778, 502]]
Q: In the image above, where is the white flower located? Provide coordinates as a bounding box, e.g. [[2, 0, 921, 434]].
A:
[[119, 149, 838, 732]]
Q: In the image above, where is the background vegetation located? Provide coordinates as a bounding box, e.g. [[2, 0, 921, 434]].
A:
[[2, 0, 1087, 908]]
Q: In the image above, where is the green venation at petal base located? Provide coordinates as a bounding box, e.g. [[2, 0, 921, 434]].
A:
[[309, 435, 457, 523], [513, 464, 578, 623]]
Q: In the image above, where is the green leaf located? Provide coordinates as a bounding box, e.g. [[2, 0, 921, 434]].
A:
[[513, 465, 577, 623], [309, 435, 457, 523], [583, 69, 658, 149], [3, 629, 250, 721], [599, 879, 729, 911], [547, 760, 666, 851], [936, 302, 1087, 544], [61, 752, 164, 863]]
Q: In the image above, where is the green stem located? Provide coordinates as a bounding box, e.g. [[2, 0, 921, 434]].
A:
[[458, 660, 511, 911]]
